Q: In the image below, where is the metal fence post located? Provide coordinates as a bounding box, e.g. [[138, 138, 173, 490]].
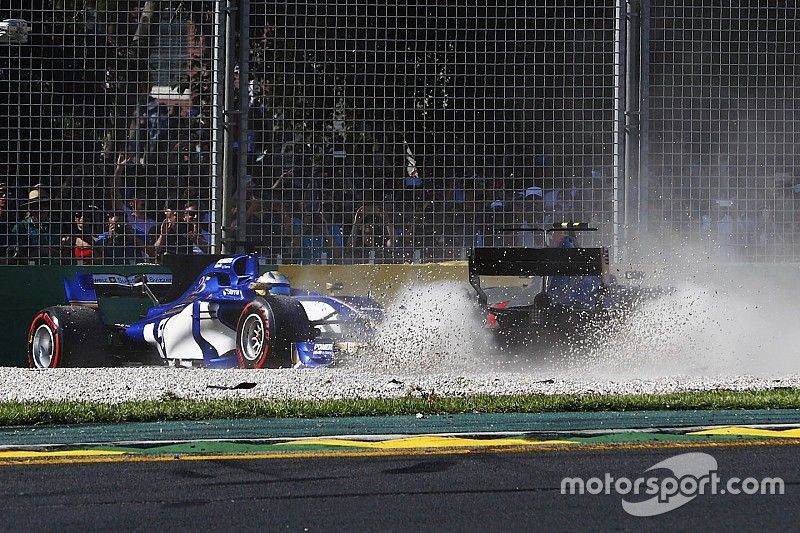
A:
[[613, 0, 629, 257], [236, 0, 250, 253], [221, 0, 238, 254], [212, 0, 227, 254], [624, 0, 642, 252], [638, 0, 650, 237]]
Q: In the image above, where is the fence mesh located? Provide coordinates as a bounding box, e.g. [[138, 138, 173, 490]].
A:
[[244, 1, 623, 264], [0, 1, 626, 266], [0, 1, 222, 265], [647, 1, 800, 262]]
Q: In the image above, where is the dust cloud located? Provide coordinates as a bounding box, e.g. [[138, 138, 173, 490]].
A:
[[363, 280, 496, 373], [359, 241, 800, 379], [578, 245, 800, 379]]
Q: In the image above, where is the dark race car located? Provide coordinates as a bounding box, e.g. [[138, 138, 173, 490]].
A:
[[469, 222, 669, 348], [27, 254, 383, 369]]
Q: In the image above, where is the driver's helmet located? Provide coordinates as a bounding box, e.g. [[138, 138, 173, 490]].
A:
[[550, 230, 578, 249], [256, 270, 291, 295], [560, 234, 577, 248]]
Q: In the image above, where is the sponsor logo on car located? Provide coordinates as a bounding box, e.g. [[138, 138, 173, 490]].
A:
[[92, 274, 124, 284], [313, 342, 334, 354], [142, 274, 172, 284]]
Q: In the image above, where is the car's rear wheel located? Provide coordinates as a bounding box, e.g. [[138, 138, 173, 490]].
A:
[[235, 296, 313, 369], [27, 306, 111, 368]]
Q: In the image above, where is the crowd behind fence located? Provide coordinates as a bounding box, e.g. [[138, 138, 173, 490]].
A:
[[1, 2, 798, 266], [646, 1, 800, 262], [0, 1, 622, 265]]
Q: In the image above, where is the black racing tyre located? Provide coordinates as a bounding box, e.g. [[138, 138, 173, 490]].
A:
[[27, 306, 111, 368], [235, 296, 313, 369], [266, 295, 315, 343]]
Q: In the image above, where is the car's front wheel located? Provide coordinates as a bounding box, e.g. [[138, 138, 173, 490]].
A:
[[235, 296, 313, 369], [27, 306, 111, 368]]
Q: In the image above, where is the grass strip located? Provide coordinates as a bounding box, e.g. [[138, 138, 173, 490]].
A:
[[0, 389, 798, 426]]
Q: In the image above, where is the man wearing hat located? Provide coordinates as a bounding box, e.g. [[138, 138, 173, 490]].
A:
[[11, 184, 62, 262]]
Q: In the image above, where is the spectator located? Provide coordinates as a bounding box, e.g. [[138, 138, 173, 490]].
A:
[[61, 206, 101, 264], [96, 212, 143, 264], [232, 192, 295, 260], [348, 204, 395, 261], [542, 186, 578, 224], [299, 211, 340, 264], [10, 185, 62, 262], [265, 201, 298, 261], [180, 188, 214, 247], [549, 229, 577, 249], [123, 193, 159, 249], [153, 200, 206, 257], [182, 201, 211, 254], [481, 198, 515, 248]]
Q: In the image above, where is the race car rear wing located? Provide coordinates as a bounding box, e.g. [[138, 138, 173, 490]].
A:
[[468, 246, 611, 307], [65, 273, 174, 306]]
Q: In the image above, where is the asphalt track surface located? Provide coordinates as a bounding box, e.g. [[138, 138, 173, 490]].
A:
[[1, 411, 798, 531], [0, 440, 797, 532]]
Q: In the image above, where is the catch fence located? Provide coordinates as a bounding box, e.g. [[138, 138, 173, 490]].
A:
[[645, 0, 800, 262], [0, 1, 795, 265]]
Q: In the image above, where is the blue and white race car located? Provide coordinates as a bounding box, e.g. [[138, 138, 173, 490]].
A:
[[26, 254, 383, 369]]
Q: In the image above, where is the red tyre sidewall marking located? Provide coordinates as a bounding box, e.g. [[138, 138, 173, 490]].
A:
[[26, 313, 42, 368], [236, 302, 272, 369], [27, 312, 61, 368], [252, 302, 272, 369], [235, 303, 255, 368]]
